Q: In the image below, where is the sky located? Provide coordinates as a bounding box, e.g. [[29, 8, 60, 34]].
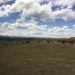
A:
[[0, 0, 75, 38]]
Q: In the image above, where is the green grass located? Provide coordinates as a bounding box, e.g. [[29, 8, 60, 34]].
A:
[[0, 41, 75, 75]]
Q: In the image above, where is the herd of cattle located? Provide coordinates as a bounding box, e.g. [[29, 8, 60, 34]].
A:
[[58, 40, 75, 44], [21, 40, 75, 45], [0, 39, 75, 45], [47, 39, 75, 44]]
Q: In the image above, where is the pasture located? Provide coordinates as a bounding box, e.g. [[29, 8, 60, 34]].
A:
[[0, 39, 75, 75]]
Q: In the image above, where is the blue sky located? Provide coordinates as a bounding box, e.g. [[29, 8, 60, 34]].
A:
[[0, 0, 75, 38]]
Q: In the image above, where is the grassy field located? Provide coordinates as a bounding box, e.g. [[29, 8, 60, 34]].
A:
[[0, 40, 75, 75]]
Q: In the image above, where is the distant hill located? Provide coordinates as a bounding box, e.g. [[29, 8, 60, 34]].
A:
[[0, 35, 75, 41]]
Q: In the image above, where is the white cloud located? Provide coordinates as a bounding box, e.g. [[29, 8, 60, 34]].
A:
[[48, 26, 75, 38], [0, 0, 14, 3], [0, 0, 8, 3], [53, 0, 75, 6], [0, 0, 4, 3], [0, 18, 75, 38], [73, 24, 75, 27], [0, 0, 75, 38], [19, 1, 54, 21], [0, 0, 75, 21], [53, 8, 75, 21]]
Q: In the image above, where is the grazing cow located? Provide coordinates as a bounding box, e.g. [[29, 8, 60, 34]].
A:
[[47, 40, 50, 43], [68, 41, 74, 44], [61, 40, 66, 44], [26, 41, 30, 44]]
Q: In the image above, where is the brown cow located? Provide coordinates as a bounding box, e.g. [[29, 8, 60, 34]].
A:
[[47, 40, 50, 43], [61, 40, 66, 44], [68, 40, 74, 44], [26, 40, 30, 44]]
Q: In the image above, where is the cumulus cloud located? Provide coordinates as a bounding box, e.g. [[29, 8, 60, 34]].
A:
[[0, 0, 75, 21], [0, 0, 14, 3], [0, 18, 75, 38], [53, 0, 75, 6], [48, 26, 75, 38], [73, 24, 75, 27], [0, 0, 75, 38], [0, 0, 8, 3], [53, 8, 75, 21]]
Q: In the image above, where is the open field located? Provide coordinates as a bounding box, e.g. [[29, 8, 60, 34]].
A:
[[0, 39, 75, 75]]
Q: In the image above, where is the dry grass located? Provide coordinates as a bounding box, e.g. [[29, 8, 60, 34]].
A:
[[0, 40, 75, 75]]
